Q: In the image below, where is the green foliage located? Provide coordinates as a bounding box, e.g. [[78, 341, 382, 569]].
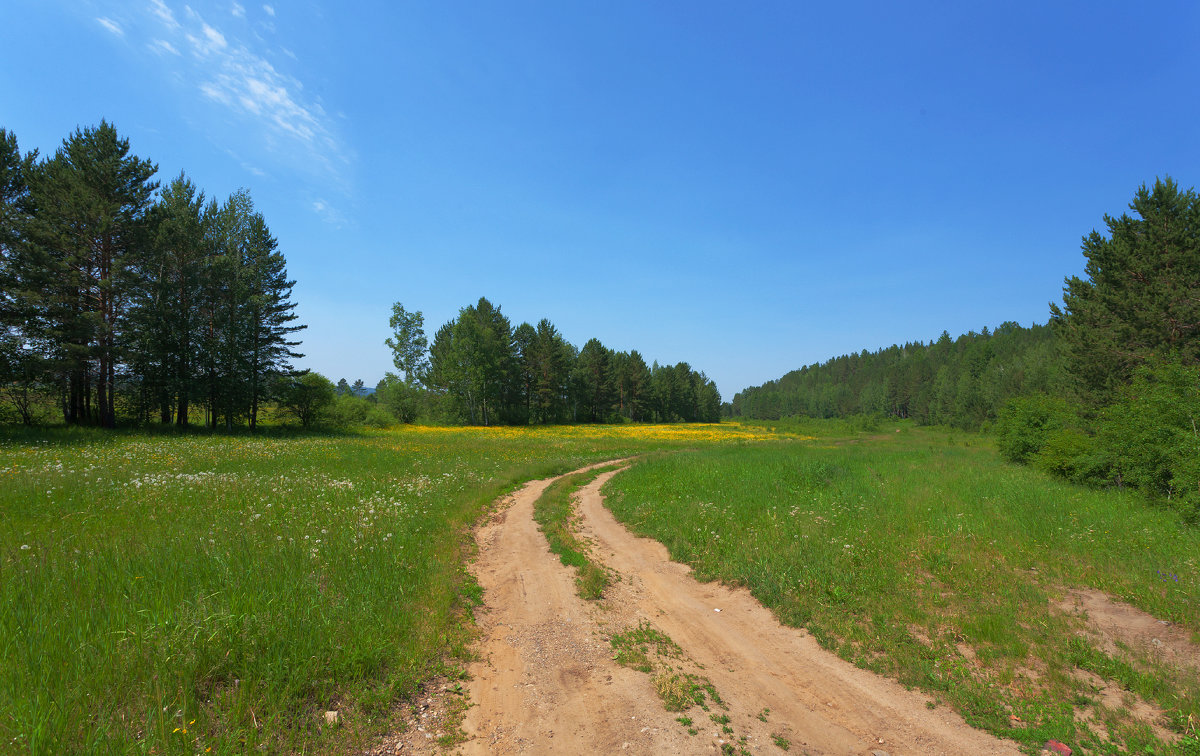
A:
[[279, 372, 336, 427], [732, 322, 1062, 430], [424, 297, 720, 426], [428, 297, 519, 426], [1051, 177, 1200, 407], [1, 123, 303, 431], [18, 121, 158, 428], [384, 302, 429, 385], [1030, 427, 1105, 485], [995, 393, 1075, 464], [329, 394, 394, 428], [375, 372, 425, 423], [575, 338, 616, 423], [1098, 360, 1200, 517]]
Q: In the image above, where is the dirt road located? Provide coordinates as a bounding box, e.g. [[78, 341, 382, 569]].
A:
[[456, 463, 1024, 755]]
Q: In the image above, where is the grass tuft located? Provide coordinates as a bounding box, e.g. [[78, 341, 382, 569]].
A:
[[532, 464, 625, 599]]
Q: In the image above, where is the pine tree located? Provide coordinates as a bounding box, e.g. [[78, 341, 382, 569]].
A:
[[428, 297, 517, 425], [1051, 177, 1200, 406], [574, 338, 614, 423], [0, 129, 41, 424], [129, 173, 208, 425], [241, 209, 303, 431], [22, 122, 157, 426]]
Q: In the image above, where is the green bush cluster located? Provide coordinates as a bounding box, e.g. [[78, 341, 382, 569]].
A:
[[997, 360, 1200, 521]]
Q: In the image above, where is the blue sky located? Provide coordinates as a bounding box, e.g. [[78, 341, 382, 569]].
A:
[[3, 2, 1198, 401]]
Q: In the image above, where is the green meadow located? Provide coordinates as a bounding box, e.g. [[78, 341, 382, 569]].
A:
[[604, 422, 1200, 754], [4, 420, 1199, 755], [0, 423, 774, 755]]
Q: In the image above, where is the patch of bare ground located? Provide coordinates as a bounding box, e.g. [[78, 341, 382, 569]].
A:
[[360, 677, 471, 755], [1069, 668, 1178, 746], [431, 463, 1025, 755], [1056, 588, 1200, 675], [1052, 587, 1200, 748]]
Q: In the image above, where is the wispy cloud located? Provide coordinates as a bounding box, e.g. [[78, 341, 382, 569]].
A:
[[135, 1, 347, 188], [149, 0, 179, 31], [311, 198, 346, 226], [97, 17, 124, 36], [186, 22, 228, 56], [231, 3, 245, 18], [148, 38, 180, 55]]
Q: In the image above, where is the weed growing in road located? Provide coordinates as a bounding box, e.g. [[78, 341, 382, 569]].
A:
[[711, 713, 734, 734], [609, 621, 724, 714], [771, 732, 790, 750], [610, 619, 683, 672]]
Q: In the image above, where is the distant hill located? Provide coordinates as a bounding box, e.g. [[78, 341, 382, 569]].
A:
[[729, 322, 1063, 429]]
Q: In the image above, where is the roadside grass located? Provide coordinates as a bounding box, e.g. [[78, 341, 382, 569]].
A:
[[532, 464, 626, 599], [0, 422, 782, 755], [603, 421, 1200, 754]]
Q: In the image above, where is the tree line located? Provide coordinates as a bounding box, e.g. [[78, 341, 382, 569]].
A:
[[0, 122, 303, 429], [734, 177, 1200, 519], [378, 298, 722, 425], [729, 321, 1062, 429]]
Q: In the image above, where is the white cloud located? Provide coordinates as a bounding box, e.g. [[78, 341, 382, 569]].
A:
[[199, 81, 232, 105], [139, 1, 347, 187], [311, 198, 346, 226], [231, 3, 245, 18], [97, 17, 124, 36], [262, 4, 275, 16], [148, 38, 180, 55], [149, 0, 179, 31]]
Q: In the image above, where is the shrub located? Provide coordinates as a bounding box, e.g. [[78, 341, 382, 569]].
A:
[[1032, 428, 1107, 485], [278, 372, 336, 428], [1098, 359, 1200, 510], [994, 394, 1075, 464]]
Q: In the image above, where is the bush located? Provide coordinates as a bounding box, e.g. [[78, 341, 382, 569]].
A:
[[994, 394, 1075, 464], [1032, 428, 1108, 486], [1098, 359, 1200, 510], [375, 373, 424, 423], [279, 372, 336, 428]]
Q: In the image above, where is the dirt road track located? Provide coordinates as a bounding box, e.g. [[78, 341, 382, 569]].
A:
[[458, 463, 1024, 755]]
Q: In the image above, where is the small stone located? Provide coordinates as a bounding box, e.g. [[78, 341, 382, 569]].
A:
[[1042, 740, 1072, 756], [870, 750, 890, 756], [323, 710, 339, 725]]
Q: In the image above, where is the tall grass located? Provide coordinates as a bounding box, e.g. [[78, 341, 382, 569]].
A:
[[604, 423, 1200, 754], [0, 423, 777, 754]]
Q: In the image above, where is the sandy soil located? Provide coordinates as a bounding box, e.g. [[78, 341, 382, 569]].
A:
[[1057, 587, 1200, 675], [452, 464, 1024, 755]]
